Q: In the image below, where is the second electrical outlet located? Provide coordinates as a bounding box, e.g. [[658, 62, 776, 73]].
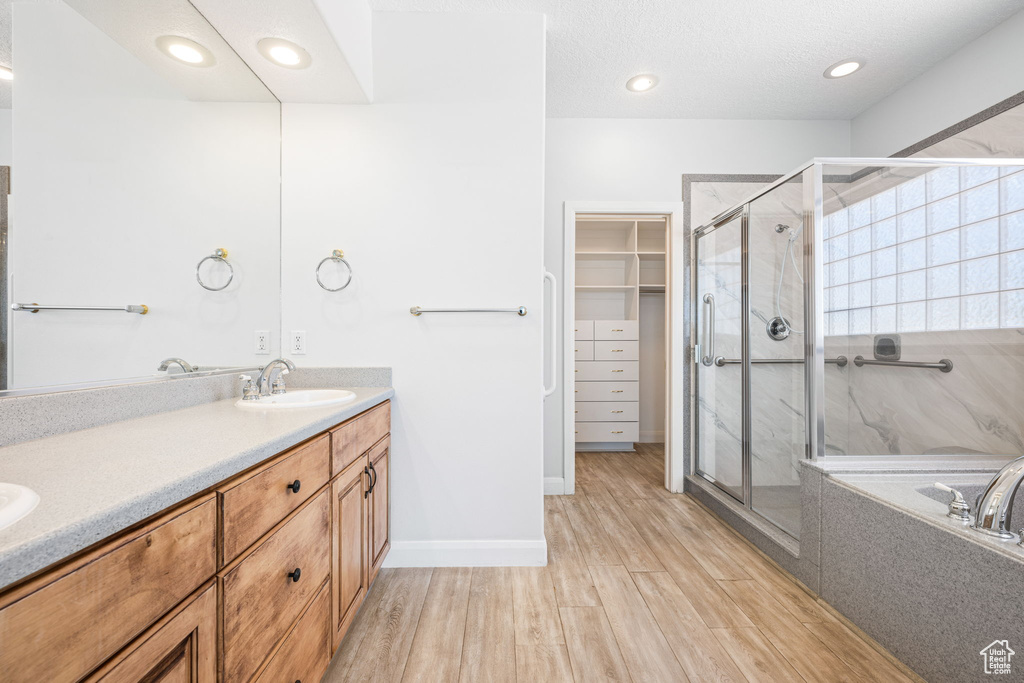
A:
[[291, 330, 307, 355]]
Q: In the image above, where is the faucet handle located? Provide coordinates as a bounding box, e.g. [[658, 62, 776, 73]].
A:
[[239, 374, 260, 401], [933, 483, 971, 522], [271, 369, 289, 395]]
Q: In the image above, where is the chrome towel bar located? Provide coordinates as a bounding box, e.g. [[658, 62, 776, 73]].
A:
[[410, 306, 527, 316], [713, 356, 848, 367], [853, 355, 953, 372], [12, 303, 149, 314]]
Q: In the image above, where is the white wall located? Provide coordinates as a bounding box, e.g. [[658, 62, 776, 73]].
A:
[[10, 2, 280, 389], [544, 118, 851, 481], [281, 11, 546, 566], [851, 9, 1024, 157]]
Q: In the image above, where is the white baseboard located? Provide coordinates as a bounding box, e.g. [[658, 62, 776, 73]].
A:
[[544, 477, 565, 495], [382, 539, 548, 567]]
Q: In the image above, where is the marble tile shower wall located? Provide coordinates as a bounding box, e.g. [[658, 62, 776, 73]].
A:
[[822, 165, 1024, 335]]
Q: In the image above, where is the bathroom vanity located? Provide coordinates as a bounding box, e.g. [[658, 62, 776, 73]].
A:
[[0, 397, 391, 683]]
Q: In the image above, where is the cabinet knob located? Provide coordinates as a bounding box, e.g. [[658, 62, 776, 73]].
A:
[[288, 567, 302, 582], [286, 480, 301, 494]]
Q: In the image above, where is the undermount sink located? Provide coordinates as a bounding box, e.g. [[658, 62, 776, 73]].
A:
[[235, 389, 357, 410], [0, 483, 40, 531]]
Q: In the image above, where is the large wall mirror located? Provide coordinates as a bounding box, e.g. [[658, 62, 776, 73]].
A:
[[0, 0, 281, 393]]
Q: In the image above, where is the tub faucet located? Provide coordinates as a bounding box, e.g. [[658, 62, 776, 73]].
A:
[[972, 456, 1024, 540], [158, 357, 195, 373], [255, 358, 295, 395]]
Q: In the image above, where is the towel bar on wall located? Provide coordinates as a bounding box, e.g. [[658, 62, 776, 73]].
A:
[[410, 306, 527, 316], [853, 355, 953, 372], [12, 303, 149, 314]]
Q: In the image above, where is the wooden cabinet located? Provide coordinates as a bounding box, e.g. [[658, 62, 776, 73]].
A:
[[331, 454, 369, 649], [85, 583, 217, 683], [0, 400, 391, 683], [0, 496, 216, 683], [220, 488, 332, 683], [367, 436, 391, 583]]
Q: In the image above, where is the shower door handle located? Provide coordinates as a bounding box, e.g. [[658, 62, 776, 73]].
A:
[[701, 293, 715, 366]]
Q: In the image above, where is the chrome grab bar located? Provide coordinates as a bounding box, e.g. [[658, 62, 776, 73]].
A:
[[853, 355, 952, 373], [701, 293, 715, 366], [410, 306, 527, 316], [12, 303, 149, 315], [713, 356, 848, 367]]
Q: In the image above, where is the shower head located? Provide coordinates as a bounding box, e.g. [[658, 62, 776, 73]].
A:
[[775, 223, 803, 242]]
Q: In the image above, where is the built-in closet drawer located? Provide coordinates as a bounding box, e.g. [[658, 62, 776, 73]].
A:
[[219, 433, 330, 565], [574, 381, 640, 402], [575, 340, 594, 361], [575, 361, 639, 381], [575, 401, 639, 422], [574, 320, 594, 340], [594, 320, 638, 340], [575, 422, 639, 443], [253, 579, 332, 683], [220, 489, 331, 683], [594, 340, 639, 361]]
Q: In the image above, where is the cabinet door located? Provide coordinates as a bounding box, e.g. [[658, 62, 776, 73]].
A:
[[331, 454, 368, 650], [368, 437, 390, 583], [86, 583, 217, 683]]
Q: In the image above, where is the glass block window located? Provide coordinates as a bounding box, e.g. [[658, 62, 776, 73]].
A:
[[823, 166, 1024, 334]]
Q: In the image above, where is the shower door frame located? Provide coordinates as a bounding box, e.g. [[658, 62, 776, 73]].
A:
[[691, 163, 826, 525]]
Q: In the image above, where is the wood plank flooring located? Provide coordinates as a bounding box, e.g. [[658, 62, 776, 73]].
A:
[[323, 445, 921, 682]]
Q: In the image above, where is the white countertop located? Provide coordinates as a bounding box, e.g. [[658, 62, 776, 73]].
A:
[[0, 386, 394, 590]]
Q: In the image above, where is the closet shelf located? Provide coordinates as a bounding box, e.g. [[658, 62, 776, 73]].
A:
[[637, 251, 666, 256], [639, 284, 666, 293], [575, 285, 635, 291], [576, 250, 636, 256]]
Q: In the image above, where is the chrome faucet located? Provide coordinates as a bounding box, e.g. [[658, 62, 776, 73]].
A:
[[255, 358, 295, 395], [972, 456, 1024, 540], [157, 357, 195, 373]]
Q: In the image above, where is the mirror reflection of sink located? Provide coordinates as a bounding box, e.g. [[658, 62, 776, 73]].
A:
[[0, 483, 40, 531], [235, 389, 356, 410]]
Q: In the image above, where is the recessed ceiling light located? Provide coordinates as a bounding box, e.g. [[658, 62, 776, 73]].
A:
[[156, 36, 215, 67], [626, 74, 658, 92], [824, 59, 862, 79], [0, 66, 11, 81], [257, 38, 312, 69]]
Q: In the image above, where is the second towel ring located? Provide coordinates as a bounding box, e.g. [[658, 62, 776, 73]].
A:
[[196, 248, 234, 291], [316, 249, 353, 292]]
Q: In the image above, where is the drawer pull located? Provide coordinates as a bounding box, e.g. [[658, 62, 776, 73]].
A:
[[611, 410, 623, 413], [612, 370, 624, 373], [611, 349, 623, 352], [612, 329, 623, 332], [288, 567, 302, 583], [611, 431, 624, 434], [612, 390, 623, 393], [286, 480, 301, 494]]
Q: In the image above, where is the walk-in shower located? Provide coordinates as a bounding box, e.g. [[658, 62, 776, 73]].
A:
[[693, 158, 1024, 539]]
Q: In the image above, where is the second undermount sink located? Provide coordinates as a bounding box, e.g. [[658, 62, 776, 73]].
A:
[[0, 483, 40, 531], [235, 389, 357, 410]]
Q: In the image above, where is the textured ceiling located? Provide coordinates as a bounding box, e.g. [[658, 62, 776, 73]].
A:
[[369, 0, 1024, 119]]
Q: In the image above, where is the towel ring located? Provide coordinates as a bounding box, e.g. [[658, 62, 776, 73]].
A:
[[316, 249, 353, 292], [196, 248, 234, 291]]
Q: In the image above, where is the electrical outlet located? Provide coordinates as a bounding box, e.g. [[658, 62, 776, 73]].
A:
[[291, 330, 307, 355], [254, 330, 270, 355]]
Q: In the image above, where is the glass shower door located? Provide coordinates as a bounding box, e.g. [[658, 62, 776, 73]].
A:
[[695, 211, 745, 501], [747, 179, 807, 537]]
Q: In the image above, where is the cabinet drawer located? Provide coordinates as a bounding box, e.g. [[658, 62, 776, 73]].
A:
[[574, 340, 594, 361], [0, 496, 216, 683], [220, 489, 331, 683], [575, 422, 639, 443], [220, 433, 330, 565], [332, 401, 390, 475], [574, 320, 594, 340], [575, 361, 639, 381], [594, 340, 639, 360], [254, 580, 331, 683], [595, 320, 638, 340], [575, 401, 639, 422], [573, 381, 639, 402]]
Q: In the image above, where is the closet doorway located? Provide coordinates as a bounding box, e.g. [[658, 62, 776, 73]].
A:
[[561, 202, 685, 495]]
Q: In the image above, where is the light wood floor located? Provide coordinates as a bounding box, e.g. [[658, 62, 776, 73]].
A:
[[324, 444, 921, 682]]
